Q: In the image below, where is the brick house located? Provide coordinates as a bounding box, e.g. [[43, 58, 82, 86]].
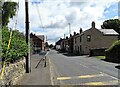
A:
[[73, 21, 119, 55], [30, 33, 45, 54]]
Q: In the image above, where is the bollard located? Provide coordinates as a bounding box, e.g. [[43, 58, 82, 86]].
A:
[[44, 56, 46, 67]]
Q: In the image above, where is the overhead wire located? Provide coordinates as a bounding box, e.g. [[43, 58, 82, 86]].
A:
[[35, 3, 47, 42], [35, 3, 45, 33]]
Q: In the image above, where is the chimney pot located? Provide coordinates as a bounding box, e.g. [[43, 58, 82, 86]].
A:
[[74, 32, 76, 35], [92, 21, 95, 28], [80, 28, 83, 34]]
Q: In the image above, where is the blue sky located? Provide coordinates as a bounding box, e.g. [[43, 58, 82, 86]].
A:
[[104, 2, 118, 19], [8, 0, 119, 45]]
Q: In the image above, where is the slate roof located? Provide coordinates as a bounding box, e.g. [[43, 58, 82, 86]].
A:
[[37, 35, 44, 41], [98, 29, 119, 35]]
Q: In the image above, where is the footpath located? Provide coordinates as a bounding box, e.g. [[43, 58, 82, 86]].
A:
[[18, 52, 52, 85]]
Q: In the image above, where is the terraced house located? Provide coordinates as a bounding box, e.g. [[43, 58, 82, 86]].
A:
[[30, 33, 45, 54], [73, 21, 119, 55]]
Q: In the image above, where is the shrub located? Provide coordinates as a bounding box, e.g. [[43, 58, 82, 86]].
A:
[[106, 40, 120, 52], [2, 27, 28, 63]]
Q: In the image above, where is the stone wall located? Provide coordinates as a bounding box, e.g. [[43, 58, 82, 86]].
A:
[[0, 58, 25, 85]]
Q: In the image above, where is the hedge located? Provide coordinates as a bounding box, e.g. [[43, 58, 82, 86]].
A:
[[2, 27, 28, 63]]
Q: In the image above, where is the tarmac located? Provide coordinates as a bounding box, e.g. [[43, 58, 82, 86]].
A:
[[18, 52, 52, 85]]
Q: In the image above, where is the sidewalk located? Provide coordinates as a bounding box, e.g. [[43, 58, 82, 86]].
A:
[[18, 53, 52, 85]]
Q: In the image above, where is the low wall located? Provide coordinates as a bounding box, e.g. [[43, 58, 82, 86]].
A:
[[89, 48, 106, 56], [0, 58, 25, 85]]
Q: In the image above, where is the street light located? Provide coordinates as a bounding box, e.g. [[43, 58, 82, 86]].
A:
[[68, 23, 71, 35]]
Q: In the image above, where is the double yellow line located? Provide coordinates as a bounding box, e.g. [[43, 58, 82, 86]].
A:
[[0, 31, 12, 79]]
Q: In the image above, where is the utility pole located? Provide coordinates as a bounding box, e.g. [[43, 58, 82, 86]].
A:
[[25, 0, 31, 73], [68, 23, 71, 36]]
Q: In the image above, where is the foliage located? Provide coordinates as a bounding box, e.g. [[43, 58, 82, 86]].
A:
[[101, 19, 120, 34], [2, 2, 18, 26], [2, 27, 27, 63], [49, 44, 54, 48], [45, 42, 49, 47], [106, 40, 120, 52]]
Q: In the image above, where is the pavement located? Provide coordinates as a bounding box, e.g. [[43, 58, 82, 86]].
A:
[[18, 51, 52, 85]]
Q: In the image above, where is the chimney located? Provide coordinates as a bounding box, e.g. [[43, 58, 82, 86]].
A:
[[80, 28, 83, 34], [70, 34, 72, 37], [74, 32, 76, 35], [91, 21, 95, 28], [77, 33, 79, 35], [66, 36, 68, 39]]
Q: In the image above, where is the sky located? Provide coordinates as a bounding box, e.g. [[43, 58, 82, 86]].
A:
[[7, 0, 119, 45]]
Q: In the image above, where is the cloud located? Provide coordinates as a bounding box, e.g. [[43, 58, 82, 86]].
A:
[[8, 0, 119, 44]]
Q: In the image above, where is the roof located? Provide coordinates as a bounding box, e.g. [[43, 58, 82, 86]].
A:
[[30, 33, 44, 41], [56, 39, 64, 45], [98, 29, 119, 35], [37, 35, 44, 41]]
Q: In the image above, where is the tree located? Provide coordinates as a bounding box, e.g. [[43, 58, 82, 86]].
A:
[[101, 19, 120, 34], [45, 42, 49, 47], [0, 0, 3, 25], [2, 2, 18, 26], [49, 44, 54, 48]]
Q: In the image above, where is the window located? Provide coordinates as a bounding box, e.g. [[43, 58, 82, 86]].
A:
[[87, 35, 91, 42], [75, 38, 76, 43], [80, 45, 82, 51], [80, 36, 82, 42]]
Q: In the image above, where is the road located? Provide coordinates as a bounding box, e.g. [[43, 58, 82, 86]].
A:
[[48, 50, 119, 85]]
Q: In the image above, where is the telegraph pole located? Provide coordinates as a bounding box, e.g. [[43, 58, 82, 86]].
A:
[[25, 0, 31, 73]]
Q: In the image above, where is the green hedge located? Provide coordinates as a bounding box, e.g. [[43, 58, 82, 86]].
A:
[[106, 40, 120, 52], [2, 27, 28, 63]]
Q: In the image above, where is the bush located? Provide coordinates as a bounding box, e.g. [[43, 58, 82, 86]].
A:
[[105, 40, 120, 63], [2, 27, 27, 63], [106, 40, 120, 52]]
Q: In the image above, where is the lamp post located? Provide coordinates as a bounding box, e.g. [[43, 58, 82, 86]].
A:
[[68, 23, 71, 36]]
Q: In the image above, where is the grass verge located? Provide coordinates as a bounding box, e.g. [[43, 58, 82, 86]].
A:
[[95, 56, 106, 59]]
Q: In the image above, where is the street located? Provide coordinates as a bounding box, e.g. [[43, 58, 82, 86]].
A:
[[48, 50, 119, 85]]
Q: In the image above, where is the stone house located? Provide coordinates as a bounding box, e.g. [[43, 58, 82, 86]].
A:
[[67, 34, 74, 53], [30, 33, 45, 54], [73, 21, 119, 55], [67, 32, 79, 54]]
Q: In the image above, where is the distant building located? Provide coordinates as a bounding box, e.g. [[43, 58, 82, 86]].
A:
[[73, 21, 119, 55], [55, 38, 64, 50], [30, 33, 45, 54]]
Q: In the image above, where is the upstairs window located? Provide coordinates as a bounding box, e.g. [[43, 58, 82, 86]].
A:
[[75, 38, 77, 43], [80, 36, 82, 42], [87, 35, 91, 42]]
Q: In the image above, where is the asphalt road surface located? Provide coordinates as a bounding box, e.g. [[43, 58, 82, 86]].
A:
[[48, 50, 119, 85]]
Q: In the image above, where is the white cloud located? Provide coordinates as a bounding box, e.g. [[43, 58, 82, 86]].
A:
[[8, 0, 119, 44]]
